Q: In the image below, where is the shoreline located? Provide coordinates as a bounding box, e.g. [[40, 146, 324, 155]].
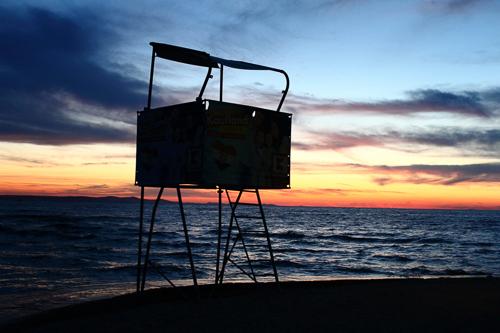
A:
[[4, 277, 499, 332]]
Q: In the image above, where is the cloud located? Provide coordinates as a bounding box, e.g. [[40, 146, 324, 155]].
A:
[[0, 6, 147, 145], [349, 162, 500, 185], [234, 84, 500, 118], [61, 183, 138, 196], [421, 0, 492, 14], [481, 87, 500, 103], [294, 127, 500, 157], [445, 0, 483, 11], [2, 4, 498, 147], [81, 162, 128, 166], [293, 132, 382, 150], [0, 154, 50, 165], [278, 187, 404, 196], [282, 88, 499, 117], [202, 1, 353, 56], [395, 128, 500, 155]]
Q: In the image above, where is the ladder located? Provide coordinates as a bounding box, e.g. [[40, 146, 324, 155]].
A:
[[217, 189, 279, 283]]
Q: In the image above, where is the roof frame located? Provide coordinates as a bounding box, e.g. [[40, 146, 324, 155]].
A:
[[147, 42, 289, 112]]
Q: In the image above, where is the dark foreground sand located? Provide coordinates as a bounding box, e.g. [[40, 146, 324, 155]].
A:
[[3, 277, 499, 332]]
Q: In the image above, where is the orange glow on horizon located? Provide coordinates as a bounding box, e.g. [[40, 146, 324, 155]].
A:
[[0, 143, 498, 210]]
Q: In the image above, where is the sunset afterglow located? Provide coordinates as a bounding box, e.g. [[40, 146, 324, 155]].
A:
[[0, 1, 499, 209]]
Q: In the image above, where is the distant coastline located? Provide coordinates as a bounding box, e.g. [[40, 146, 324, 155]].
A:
[[0, 195, 498, 211]]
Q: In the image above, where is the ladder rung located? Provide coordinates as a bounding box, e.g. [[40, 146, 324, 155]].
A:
[[255, 273, 277, 277], [237, 202, 259, 206]]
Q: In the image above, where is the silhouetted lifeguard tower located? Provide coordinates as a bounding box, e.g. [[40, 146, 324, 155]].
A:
[[135, 42, 291, 291]]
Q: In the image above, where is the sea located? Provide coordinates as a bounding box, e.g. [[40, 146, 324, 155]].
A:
[[0, 195, 499, 322]]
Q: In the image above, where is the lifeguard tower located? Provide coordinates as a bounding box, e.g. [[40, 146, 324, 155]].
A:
[[135, 42, 291, 291]]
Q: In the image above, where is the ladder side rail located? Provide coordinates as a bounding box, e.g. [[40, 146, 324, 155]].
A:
[[227, 257, 257, 282], [177, 187, 198, 286], [147, 259, 176, 288], [255, 189, 279, 282], [218, 190, 242, 284], [225, 190, 257, 282]]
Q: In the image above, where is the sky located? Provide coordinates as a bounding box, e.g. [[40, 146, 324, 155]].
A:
[[0, 0, 499, 209]]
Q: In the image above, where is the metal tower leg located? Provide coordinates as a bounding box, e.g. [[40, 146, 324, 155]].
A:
[[136, 186, 145, 293], [215, 188, 223, 284], [140, 187, 164, 292], [177, 187, 197, 286]]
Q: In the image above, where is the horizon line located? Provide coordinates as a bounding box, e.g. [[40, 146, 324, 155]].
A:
[[1, 194, 499, 212]]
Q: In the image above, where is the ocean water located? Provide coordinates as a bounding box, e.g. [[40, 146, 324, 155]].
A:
[[0, 195, 499, 321]]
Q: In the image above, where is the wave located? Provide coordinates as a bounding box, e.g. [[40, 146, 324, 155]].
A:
[[327, 234, 413, 243], [371, 254, 414, 263], [0, 226, 54, 237], [275, 260, 307, 268], [415, 237, 453, 244], [0, 214, 76, 223], [322, 234, 453, 245], [59, 233, 97, 240], [272, 230, 306, 239], [334, 265, 383, 275], [96, 263, 138, 273], [274, 247, 327, 254], [1, 198, 499, 323]]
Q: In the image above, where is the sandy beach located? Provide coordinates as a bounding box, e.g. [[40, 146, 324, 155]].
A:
[[3, 277, 499, 332]]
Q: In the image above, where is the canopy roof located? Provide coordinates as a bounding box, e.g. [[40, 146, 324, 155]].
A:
[[150, 42, 284, 72], [150, 42, 219, 68], [148, 42, 289, 112]]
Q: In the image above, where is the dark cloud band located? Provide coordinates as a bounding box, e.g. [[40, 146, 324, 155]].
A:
[[349, 162, 500, 185], [284, 88, 500, 118], [294, 128, 500, 157], [0, 6, 146, 145]]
